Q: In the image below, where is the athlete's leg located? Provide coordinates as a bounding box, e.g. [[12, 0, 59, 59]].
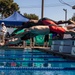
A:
[[65, 24, 75, 30]]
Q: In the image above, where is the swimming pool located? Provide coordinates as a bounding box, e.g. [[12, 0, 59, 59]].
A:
[[0, 48, 75, 75]]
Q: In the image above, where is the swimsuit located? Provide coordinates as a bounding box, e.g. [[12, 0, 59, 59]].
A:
[[49, 25, 66, 34], [42, 19, 66, 34]]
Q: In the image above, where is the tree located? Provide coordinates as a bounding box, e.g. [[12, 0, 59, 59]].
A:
[[71, 13, 75, 21], [72, 5, 75, 9], [24, 13, 39, 20], [72, 16, 75, 21], [0, 0, 19, 18]]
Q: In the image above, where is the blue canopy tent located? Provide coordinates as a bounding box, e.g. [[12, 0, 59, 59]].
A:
[[0, 11, 29, 27]]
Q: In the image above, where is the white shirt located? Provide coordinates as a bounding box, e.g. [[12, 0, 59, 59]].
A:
[[0, 25, 7, 35]]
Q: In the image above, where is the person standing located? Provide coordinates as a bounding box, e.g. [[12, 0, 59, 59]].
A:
[[0, 22, 7, 45], [43, 34, 49, 47], [30, 37, 35, 47]]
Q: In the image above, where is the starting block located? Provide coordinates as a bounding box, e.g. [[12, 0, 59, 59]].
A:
[[71, 47, 75, 55]]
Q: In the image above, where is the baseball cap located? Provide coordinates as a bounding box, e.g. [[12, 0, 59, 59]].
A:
[[1, 22, 5, 25]]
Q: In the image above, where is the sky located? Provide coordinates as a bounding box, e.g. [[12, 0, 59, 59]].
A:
[[14, 0, 75, 21]]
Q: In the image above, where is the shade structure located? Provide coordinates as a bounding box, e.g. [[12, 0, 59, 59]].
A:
[[0, 11, 29, 27]]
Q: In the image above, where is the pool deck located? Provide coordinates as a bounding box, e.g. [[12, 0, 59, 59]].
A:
[[0, 45, 75, 60]]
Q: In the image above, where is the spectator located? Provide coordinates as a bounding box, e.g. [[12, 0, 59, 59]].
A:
[[0, 22, 7, 45]]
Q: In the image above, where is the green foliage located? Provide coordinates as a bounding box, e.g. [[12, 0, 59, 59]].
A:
[[72, 16, 75, 21], [0, 0, 39, 19], [72, 5, 75, 9], [24, 13, 39, 20], [0, 0, 19, 18]]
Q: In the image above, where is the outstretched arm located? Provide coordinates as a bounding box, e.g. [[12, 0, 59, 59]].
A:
[[65, 30, 75, 35], [57, 20, 75, 24], [69, 20, 75, 25], [57, 20, 70, 24]]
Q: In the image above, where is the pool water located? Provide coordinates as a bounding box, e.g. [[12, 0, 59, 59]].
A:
[[0, 49, 75, 75]]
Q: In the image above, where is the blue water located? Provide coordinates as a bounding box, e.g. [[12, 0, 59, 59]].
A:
[[0, 49, 75, 75], [0, 70, 74, 75]]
